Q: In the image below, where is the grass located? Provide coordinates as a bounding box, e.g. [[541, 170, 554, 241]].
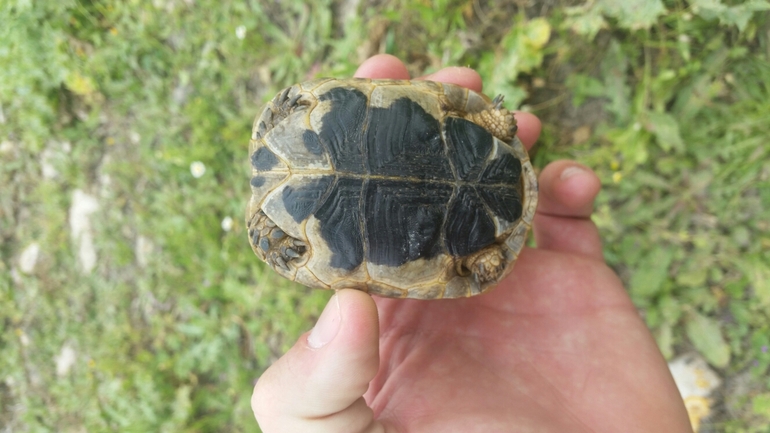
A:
[[1, 0, 768, 431]]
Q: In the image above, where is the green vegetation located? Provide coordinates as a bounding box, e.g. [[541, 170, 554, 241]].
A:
[[1, 0, 768, 431]]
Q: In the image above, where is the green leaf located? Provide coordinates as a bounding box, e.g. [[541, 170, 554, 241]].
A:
[[654, 323, 674, 359], [645, 112, 685, 153], [690, 0, 728, 18], [690, 0, 770, 32], [738, 256, 770, 308], [568, 73, 605, 107], [676, 270, 708, 288], [563, 5, 606, 39], [599, 40, 632, 123], [658, 295, 683, 324], [563, 0, 665, 34], [685, 312, 731, 368], [630, 247, 674, 298], [480, 16, 551, 107], [604, 125, 651, 166], [753, 393, 770, 419], [596, 0, 667, 30]]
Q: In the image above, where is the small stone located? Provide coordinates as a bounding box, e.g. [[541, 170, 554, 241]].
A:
[[19, 242, 40, 274], [55, 344, 77, 377], [668, 353, 722, 432], [69, 190, 99, 274]]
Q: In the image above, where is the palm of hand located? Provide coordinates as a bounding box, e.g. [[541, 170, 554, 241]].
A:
[[368, 249, 682, 432]]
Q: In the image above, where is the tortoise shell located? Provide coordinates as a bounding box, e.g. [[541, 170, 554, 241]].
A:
[[246, 78, 538, 299]]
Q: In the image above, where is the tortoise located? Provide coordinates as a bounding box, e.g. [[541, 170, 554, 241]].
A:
[[246, 78, 538, 299]]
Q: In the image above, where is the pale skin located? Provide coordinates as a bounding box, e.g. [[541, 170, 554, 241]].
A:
[[252, 55, 694, 433]]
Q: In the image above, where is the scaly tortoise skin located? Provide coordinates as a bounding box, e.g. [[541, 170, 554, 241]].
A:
[[246, 78, 538, 299]]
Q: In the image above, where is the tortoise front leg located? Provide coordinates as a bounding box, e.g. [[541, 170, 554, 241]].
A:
[[463, 95, 518, 142], [439, 83, 518, 143], [253, 85, 313, 141]]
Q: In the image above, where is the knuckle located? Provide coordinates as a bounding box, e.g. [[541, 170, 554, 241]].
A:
[[251, 375, 277, 423]]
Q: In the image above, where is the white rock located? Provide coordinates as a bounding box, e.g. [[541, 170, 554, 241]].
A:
[[18, 331, 30, 347], [0, 140, 15, 155], [129, 131, 141, 144], [18, 242, 40, 274], [55, 344, 77, 377], [40, 148, 59, 179], [668, 353, 722, 432], [135, 235, 154, 268], [39, 141, 71, 179], [69, 190, 100, 273]]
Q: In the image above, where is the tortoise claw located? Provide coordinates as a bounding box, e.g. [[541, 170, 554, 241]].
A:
[[491, 94, 505, 109], [277, 86, 291, 104], [274, 256, 289, 271], [288, 93, 303, 107], [258, 85, 308, 133], [257, 121, 267, 137]]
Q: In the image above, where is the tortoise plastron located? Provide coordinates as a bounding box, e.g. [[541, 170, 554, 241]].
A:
[[247, 78, 538, 299]]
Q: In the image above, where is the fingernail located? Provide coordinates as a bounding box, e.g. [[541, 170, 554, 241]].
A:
[[307, 294, 341, 349], [560, 165, 589, 181]]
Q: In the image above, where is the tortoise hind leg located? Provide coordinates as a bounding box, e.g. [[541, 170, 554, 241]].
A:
[[457, 243, 507, 284], [247, 210, 307, 272], [463, 95, 518, 142]]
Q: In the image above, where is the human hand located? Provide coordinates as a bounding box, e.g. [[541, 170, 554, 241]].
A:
[[252, 54, 693, 433]]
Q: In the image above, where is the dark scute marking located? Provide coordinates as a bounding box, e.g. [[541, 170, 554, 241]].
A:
[[317, 87, 368, 172], [364, 180, 452, 266], [444, 186, 496, 257], [315, 178, 364, 271], [259, 237, 270, 252], [365, 98, 453, 179], [302, 130, 325, 156], [251, 147, 280, 171], [445, 117, 493, 181], [250, 176, 266, 188], [282, 176, 334, 223], [478, 186, 522, 222], [480, 153, 521, 185]]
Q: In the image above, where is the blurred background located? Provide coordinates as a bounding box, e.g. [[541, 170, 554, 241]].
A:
[[1, 0, 768, 431]]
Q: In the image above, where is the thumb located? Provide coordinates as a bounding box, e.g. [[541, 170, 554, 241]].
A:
[[252, 289, 386, 433]]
